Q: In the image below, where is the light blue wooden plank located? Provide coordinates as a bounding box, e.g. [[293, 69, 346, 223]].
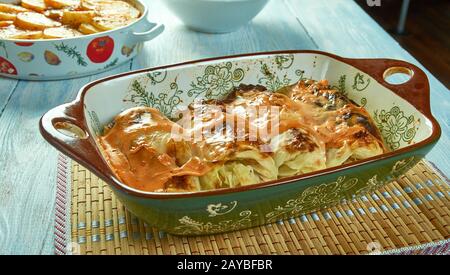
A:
[[288, 0, 450, 173], [0, 79, 18, 116], [0, 62, 131, 255], [133, 0, 316, 69]]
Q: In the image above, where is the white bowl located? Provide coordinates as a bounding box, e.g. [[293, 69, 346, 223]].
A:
[[163, 0, 269, 33]]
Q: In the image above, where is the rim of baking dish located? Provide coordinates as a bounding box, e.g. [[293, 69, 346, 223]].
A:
[[50, 50, 443, 199]]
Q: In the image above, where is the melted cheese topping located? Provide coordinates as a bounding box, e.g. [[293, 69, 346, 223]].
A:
[[99, 80, 387, 192]]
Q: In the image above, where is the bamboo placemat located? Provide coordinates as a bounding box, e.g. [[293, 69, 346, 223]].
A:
[[54, 156, 450, 255]]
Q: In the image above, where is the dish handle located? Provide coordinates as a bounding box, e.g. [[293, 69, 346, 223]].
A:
[[129, 18, 165, 43], [39, 102, 113, 183], [343, 57, 431, 115]]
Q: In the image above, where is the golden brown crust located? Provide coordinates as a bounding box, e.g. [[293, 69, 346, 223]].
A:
[[99, 80, 387, 192]]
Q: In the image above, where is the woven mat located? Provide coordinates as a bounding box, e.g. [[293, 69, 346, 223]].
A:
[[54, 156, 450, 255]]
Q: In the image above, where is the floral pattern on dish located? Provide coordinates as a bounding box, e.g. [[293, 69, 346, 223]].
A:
[[188, 62, 244, 99], [374, 106, 417, 150]]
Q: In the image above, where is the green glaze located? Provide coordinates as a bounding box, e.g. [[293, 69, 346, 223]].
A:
[[83, 52, 438, 235], [188, 62, 245, 99], [374, 106, 417, 150]]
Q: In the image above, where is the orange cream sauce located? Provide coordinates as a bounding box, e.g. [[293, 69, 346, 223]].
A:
[[99, 107, 211, 191], [98, 80, 386, 192]]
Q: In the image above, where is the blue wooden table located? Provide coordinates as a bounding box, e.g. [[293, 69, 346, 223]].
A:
[[0, 0, 448, 254]]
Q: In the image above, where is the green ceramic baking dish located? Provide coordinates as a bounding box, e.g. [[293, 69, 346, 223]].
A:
[[40, 50, 441, 235]]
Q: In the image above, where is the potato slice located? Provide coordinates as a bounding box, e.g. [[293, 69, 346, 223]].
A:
[[91, 15, 135, 31], [44, 9, 64, 20], [0, 25, 16, 38], [82, 0, 140, 19], [0, 12, 17, 21], [62, 10, 95, 27], [0, 3, 29, 13], [16, 12, 61, 30], [44, 0, 80, 9], [21, 0, 47, 12], [9, 30, 43, 39], [43, 26, 81, 38], [0, 25, 43, 39], [79, 0, 96, 11], [96, 1, 140, 19], [0, 20, 14, 28], [78, 22, 100, 34]]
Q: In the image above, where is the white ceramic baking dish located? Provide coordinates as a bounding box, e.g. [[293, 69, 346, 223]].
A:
[[40, 50, 441, 235], [0, 0, 164, 80]]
